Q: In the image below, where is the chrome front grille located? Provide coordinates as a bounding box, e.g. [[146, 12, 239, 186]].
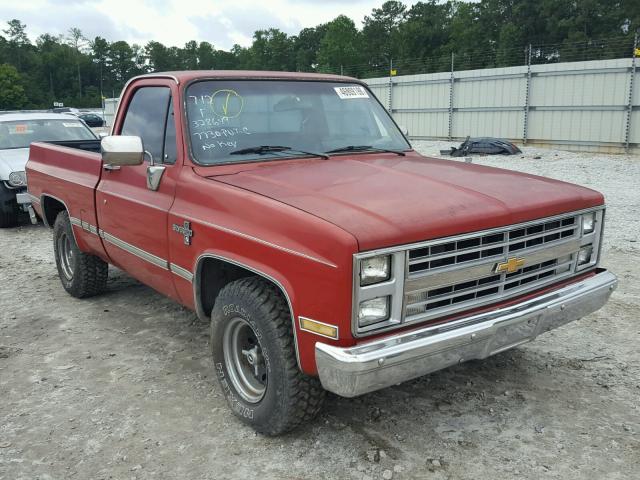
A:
[[408, 216, 577, 275], [405, 254, 575, 319], [352, 208, 604, 337], [404, 213, 582, 324]]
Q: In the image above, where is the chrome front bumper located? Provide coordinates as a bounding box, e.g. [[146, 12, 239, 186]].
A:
[[316, 270, 617, 398]]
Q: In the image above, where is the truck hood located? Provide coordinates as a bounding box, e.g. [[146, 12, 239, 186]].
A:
[[0, 148, 29, 179], [208, 153, 604, 251]]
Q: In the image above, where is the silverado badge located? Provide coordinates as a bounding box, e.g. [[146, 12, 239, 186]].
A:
[[495, 257, 525, 274], [172, 221, 193, 245]]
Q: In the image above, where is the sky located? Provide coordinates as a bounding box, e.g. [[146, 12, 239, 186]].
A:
[[1, 0, 420, 50]]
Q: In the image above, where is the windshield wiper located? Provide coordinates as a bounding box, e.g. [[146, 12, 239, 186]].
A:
[[229, 145, 329, 159], [325, 145, 405, 156]]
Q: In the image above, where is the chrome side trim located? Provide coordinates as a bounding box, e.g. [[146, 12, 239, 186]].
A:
[[317, 270, 617, 398], [100, 231, 169, 270], [72, 222, 193, 281], [170, 263, 194, 282], [184, 217, 337, 268], [79, 220, 99, 236], [193, 253, 302, 369]]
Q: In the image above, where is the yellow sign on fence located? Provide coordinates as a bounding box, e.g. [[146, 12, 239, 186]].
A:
[[635, 47, 640, 57], [390, 69, 397, 76]]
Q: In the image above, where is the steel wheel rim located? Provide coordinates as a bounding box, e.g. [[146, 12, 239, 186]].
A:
[[222, 317, 267, 403], [57, 232, 74, 281]]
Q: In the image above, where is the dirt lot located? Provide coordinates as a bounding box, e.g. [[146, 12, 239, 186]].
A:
[[1, 142, 639, 480]]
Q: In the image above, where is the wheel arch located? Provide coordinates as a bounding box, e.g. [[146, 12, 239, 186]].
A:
[[40, 194, 68, 228], [193, 253, 301, 369]]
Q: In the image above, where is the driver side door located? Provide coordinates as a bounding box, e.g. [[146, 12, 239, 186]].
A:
[[96, 80, 181, 301]]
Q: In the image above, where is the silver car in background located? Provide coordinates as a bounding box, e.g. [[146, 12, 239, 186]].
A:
[[0, 112, 97, 227]]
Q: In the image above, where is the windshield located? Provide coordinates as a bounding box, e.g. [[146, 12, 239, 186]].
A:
[[0, 119, 96, 150], [186, 80, 410, 165]]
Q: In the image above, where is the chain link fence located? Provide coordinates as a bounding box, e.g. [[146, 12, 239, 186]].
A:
[[322, 35, 638, 80]]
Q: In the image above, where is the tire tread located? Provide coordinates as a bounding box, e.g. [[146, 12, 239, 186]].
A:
[[215, 276, 325, 435], [53, 211, 108, 298]]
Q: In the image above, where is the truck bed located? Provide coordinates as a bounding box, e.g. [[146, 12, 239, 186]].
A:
[[45, 139, 102, 153], [26, 141, 107, 258]]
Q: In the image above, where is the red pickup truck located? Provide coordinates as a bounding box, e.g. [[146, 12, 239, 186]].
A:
[[26, 71, 617, 435]]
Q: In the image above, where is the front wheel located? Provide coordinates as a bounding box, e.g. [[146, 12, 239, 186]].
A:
[[211, 277, 325, 435], [53, 211, 108, 298]]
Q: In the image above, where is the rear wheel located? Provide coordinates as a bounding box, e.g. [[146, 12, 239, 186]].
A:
[[53, 211, 108, 298], [211, 276, 325, 435]]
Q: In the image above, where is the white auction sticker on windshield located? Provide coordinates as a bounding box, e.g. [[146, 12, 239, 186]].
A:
[[334, 85, 369, 99], [62, 123, 83, 127]]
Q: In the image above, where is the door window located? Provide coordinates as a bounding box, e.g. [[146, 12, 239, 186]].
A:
[[121, 87, 171, 164]]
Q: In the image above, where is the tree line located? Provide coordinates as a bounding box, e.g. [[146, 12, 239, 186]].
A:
[[1, 0, 638, 110]]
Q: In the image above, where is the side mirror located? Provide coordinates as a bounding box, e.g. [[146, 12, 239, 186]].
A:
[[399, 125, 409, 137], [98, 131, 108, 139], [101, 135, 144, 167]]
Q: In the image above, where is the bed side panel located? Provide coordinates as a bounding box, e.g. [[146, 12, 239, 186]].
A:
[[26, 142, 107, 258]]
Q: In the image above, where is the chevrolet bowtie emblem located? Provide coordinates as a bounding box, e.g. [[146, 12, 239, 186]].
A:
[[495, 257, 525, 274]]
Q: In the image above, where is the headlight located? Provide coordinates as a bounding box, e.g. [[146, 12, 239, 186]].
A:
[[360, 255, 391, 286], [577, 245, 593, 266], [8, 171, 27, 187], [358, 296, 390, 327], [582, 212, 596, 234]]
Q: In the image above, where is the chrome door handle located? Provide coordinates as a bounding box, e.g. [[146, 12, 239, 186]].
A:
[[103, 164, 121, 171]]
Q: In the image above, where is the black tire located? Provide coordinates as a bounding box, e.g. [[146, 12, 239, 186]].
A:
[[211, 276, 325, 435], [0, 183, 20, 228], [53, 211, 108, 298]]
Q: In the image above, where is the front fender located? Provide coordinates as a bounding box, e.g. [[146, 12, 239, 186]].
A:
[[168, 169, 360, 375]]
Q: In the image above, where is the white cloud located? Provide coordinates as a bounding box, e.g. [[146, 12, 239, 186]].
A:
[[0, 0, 418, 49]]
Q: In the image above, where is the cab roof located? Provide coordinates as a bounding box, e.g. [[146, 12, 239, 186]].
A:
[[130, 70, 360, 85]]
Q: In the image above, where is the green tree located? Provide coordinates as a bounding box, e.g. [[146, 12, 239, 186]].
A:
[[197, 42, 216, 69], [362, 1, 406, 68], [317, 15, 363, 74], [0, 2, 637, 109], [293, 25, 328, 71], [248, 28, 295, 71], [183, 40, 199, 69], [67, 27, 87, 97], [396, 1, 453, 73], [447, 1, 492, 70], [0, 63, 27, 109], [90, 36, 111, 99], [110, 40, 138, 86], [3, 19, 29, 70]]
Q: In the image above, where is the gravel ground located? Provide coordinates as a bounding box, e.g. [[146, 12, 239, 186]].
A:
[[1, 141, 639, 480]]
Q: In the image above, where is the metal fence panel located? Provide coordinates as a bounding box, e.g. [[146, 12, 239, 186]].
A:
[[364, 58, 639, 154]]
